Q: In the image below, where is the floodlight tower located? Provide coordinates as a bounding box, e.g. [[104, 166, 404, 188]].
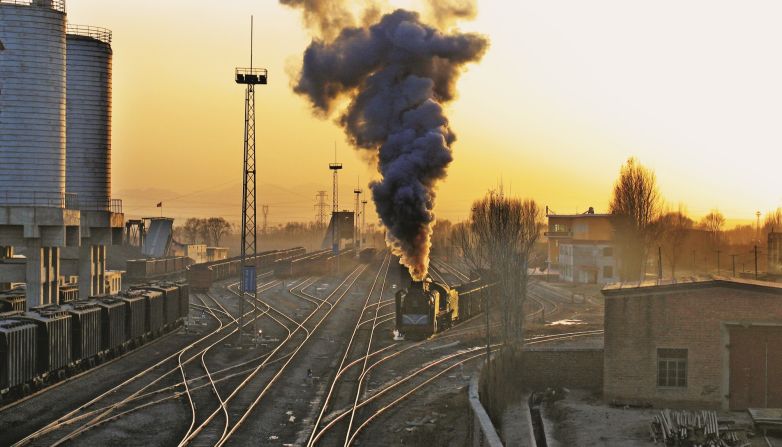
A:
[[235, 16, 267, 341], [329, 152, 343, 271]]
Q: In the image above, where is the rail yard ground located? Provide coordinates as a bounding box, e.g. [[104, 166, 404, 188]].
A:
[[0, 254, 607, 446]]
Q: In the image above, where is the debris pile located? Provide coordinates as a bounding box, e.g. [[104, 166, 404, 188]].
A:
[[650, 410, 751, 446]]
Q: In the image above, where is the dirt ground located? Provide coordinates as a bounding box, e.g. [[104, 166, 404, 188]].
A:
[[542, 389, 780, 447]]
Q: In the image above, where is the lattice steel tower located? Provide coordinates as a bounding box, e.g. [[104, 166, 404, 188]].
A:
[[235, 16, 267, 340], [315, 190, 328, 227]]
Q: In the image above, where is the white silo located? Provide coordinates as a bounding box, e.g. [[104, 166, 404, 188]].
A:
[[66, 26, 112, 211], [0, 1, 67, 207]]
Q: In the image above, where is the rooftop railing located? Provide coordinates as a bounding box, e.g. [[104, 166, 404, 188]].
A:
[[0, 0, 66, 13], [66, 24, 112, 45], [0, 191, 70, 208]]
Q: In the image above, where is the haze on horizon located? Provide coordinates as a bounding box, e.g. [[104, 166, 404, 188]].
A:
[[66, 0, 782, 225]]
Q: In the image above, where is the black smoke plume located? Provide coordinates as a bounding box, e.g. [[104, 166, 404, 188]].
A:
[[284, 5, 487, 280]]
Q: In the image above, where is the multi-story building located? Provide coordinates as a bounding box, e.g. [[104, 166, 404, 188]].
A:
[[545, 208, 618, 284]]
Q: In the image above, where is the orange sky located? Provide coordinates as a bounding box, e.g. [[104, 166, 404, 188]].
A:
[[66, 0, 781, 226]]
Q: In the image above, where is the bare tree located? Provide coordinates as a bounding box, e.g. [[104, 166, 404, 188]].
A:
[[657, 205, 693, 278], [609, 157, 663, 281], [700, 210, 725, 249], [469, 191, 541, 345], [764, 208, 782, 233], [182, 218, 203, 244], [451, 221, 486, 278], [204, 217, 233, 247]]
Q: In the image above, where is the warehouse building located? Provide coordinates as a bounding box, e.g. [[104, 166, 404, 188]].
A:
[[602, 277, 782, 410]]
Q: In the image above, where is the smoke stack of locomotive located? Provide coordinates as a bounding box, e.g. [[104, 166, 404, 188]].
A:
[[282, 0, 488, 280]]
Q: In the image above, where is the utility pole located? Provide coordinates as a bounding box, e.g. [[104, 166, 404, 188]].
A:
[[314, 190, 328, 228], [234, 15, 267, 343], [754, 245, 759, 279], [353, 185, 362, 255], [262, 204, 269, 235], [757, 211, 762, 245], [361, 199, 368, 247], [731, 254, 737, 277], [657, 246, 663, 280], [716, 249, 721, 276], [329, 147, 342, 273]]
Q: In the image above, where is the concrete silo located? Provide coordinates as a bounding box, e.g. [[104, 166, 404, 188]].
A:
[[0, 0, 79, 307], [0, 1, 67, 207], [65, 25, 120, 298]]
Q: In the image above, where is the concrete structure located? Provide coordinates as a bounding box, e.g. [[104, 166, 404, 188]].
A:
[[64, 25, 123, 299], [171, 243, 207, 264], [0, 1, 73, 307], [0, 2, 123, 306], [105, 270, 122, 295], [546, 208, 618, 284], [603, 277, 782, 410], [206, 247, 229, 263], [769, 232, 782, 275]]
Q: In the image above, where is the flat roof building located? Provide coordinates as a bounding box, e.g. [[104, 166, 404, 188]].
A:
[[602, 277, 782, 410], [546, 208, 618, 284]]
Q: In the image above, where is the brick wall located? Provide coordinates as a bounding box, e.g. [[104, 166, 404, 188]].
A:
[[603, 283, 782, 408], [521, 347, 604, 392]]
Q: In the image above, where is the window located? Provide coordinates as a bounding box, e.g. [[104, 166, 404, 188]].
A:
[[657, 348, 687, 387], [603, 266, 613, 278], [603, 247, 613, 257]]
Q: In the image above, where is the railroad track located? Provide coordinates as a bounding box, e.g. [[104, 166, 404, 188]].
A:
[[302, 253, 394, 446], [10, 279, 283, 447], [182, 259, 383, 446], [315, 330, 605, 445]]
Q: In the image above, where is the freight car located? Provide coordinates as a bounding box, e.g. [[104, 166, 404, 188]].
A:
[[358, 248, 377, 263], [0, 290, 26, 313], [0, 317, 36, 397], [188, 247, 306, 290], [126, 256, 190, 280], [394, 272, 495, 339], [60, 301, 102, 368], [58, 284, 79, 303], [131, 283, 185, 330], [0, 282, 189, 401], [274, 250, 331, 277]]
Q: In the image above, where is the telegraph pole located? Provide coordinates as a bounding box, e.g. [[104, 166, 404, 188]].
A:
[[361, 199, 368, 248], [731, 254, 737, 277], [262, 204, 269, 235], [353, 185, 362, 255], [754, 245, 759, 279], [716, 249, 721, 276], [235, 15, 267, 342], [757, 211, 762, 245]]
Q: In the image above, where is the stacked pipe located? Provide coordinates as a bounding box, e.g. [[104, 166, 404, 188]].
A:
[[650, 409, 750, 446]]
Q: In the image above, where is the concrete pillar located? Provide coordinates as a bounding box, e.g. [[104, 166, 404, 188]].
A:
[[79, 243, 106, 299], [0, 246, 12, 291], [25, 242, 59, 308]]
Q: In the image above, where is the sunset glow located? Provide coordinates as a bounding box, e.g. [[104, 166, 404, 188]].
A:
[[66, 0, 782, 224]]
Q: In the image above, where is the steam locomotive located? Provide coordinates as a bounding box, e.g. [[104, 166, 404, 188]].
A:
[[394, 265, 494, 339]]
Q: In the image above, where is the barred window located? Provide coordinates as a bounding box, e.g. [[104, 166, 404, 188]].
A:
[[657, 348, 687, 387]]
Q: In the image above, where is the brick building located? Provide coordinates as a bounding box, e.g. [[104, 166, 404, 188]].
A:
[[545, 208, 618, 284], [602, 277, 782, 410]]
